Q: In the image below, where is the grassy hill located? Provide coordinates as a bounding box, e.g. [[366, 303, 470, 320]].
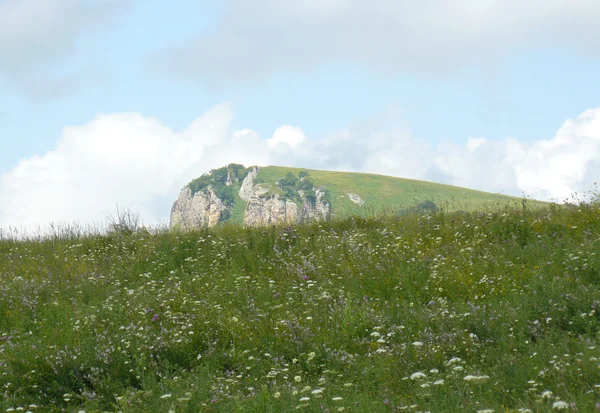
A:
[[1, 199, 599, 412], [255, 166, 547, 217], [185, 164, 549, 226]]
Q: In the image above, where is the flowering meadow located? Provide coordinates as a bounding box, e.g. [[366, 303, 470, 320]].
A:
[[1, 201, 599, 412]]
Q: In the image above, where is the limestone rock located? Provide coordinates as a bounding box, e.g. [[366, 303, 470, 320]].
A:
[[244, 196, 299, 227], [299, 189, 331, 223], [347, 193, 365, 206], [239, 166, 260, 201], [170, 186, 226, 229]]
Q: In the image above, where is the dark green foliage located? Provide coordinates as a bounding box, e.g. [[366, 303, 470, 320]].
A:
[[211, 166, 230, 184], [415, 199, 439, 213], [276, 172, 323, 205], [228, 163, 250, 181], [186, 164, 251, 209], [187, 175, 212, 194], [396, 200, 439, 216], [214, 185, 235, 208], [297, 178, 314, 191], [278, 172, 299, 188]]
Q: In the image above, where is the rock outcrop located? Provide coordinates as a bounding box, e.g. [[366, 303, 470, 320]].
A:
[[347, 193, 365, 206], [170, 165, 332, 230], [238, 167, 260, 201], [170, 186, 227, 229], [244, 196, 299, 227], [299, 189, 331, 223]]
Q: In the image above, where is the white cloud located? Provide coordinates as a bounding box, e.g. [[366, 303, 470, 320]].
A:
[[1, 104, 599, 232], [267, 126, 307, 149], [155, 0, 600, 85], [0, 0, 129, 99]]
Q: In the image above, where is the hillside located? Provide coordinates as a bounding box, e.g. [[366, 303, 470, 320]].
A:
[[170, 164, 548, 229], [1, 201, 599, 412]]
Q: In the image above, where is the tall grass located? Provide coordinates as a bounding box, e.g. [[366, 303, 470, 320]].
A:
[[1, 200, 599, 412]]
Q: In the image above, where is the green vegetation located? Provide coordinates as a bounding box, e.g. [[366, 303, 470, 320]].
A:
[[186, 164, 251, 208], [254, 166, 548, 224], [1, 197, 600, 412]]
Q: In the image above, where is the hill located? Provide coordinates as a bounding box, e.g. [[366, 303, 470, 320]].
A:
[[170, 164, 547, 229], [1, 200, 599, 412]]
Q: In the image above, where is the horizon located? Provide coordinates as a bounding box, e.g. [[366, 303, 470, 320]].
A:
[[1, 1, 600, 231]]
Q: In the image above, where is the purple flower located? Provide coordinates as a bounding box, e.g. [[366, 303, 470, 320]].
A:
[[152, 314, 159, 322]]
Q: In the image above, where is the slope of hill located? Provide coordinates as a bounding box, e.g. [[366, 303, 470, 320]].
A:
[[170, 163, 547, 229], [1, 200, 599, 412]]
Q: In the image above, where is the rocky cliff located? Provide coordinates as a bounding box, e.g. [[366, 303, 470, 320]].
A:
[[170, 186, 227, 230], [170, 165, 332, 230]]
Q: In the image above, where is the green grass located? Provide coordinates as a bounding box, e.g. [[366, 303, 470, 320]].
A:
[[1, 200, 599, 412]]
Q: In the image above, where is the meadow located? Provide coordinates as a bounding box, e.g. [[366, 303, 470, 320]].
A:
[[1, 199, 599, 412]]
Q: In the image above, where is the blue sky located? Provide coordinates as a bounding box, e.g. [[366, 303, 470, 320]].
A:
[[1, 0, 600, 230]]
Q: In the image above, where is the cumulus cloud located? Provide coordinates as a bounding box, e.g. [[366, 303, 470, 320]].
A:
[[1, 104, 599, 232], [154, 0, 600, 85], [0, 0, 129, 99]]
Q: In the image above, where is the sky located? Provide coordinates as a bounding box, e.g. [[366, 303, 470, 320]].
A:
[[1, 0, 600, 232]]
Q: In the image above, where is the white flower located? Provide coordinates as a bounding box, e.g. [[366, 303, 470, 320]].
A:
[[464, 375, 491, 383], [274, 392, 281, 398], [410, 372, 427, 380], [160, 393, 172, 399], [311, 388, 324, 395], [294, 375, 302, 382], [433, 379, 445, 385], [446, 357, 462, 366], [370, 332, 381, 337], [552, 401, 569, 410], [412, 341, 423, 347], [477, 410, 494, 413], [541, 390, 553, 400], [299, 397, 310, 402], [332, 396, 343, 401]]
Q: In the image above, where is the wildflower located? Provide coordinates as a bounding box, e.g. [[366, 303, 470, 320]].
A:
[[464, 375, 491, 383], [446, 357, 462, 366], [337, 408, 345, 412], [294, 376, 302, 382], [160, 393, 172, 399], [477, 410, 494, 413], [299, 397, 310, 402], [433, 379, 445, 385], [332, 397, 343, 401], [311, 388, 324, 395], [410, 372, 427, 380], [412, 341, 423, 347], [541, 390, 553, 400], [274, 392, 281, 398], [552, 401, 569, 410]]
